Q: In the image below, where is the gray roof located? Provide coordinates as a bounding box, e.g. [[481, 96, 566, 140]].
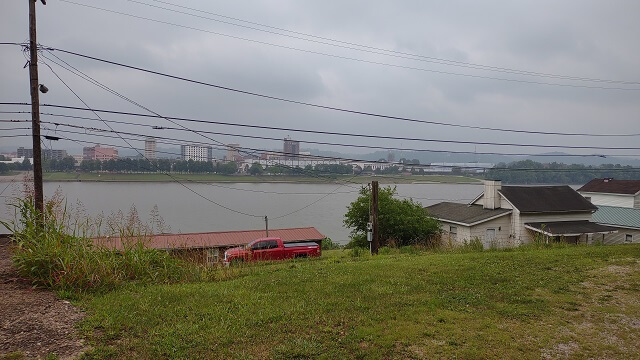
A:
[[499, 185, 597, 213], [426, 202, 512, 226], [593, 205, 640, 229], [525, 221, 618, 236]]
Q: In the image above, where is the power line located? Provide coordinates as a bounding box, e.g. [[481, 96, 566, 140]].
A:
[[130, 0, 639, 85], [51, 4, 640, 91], [28, 46, 640, 135], [40, 50, 365, 189], [4, 96, 640, 140], [39, 52, 368, 221], [141, 0, 640, 85], [43, 118, 640, 157], [40, 56, 264, 218], [41, 128, 640, 173], [4, 101, 640, 156]]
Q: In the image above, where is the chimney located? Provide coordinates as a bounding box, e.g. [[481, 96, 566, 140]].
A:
[[483, 180, 502, 209]]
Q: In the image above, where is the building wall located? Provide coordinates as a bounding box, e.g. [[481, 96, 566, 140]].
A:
[[516, 212, 593, 244], [580, 192, 635, 208], [181, 145, 212, 162], [144, 138, 157, 160], [589, 228, 640, 245], [83, 145, 118, 160], [469, 216, 513, 248], [439, 216, 512, 248], [635, 194, 640, 209]]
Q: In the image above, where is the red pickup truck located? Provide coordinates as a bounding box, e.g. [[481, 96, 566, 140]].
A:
[[223, 237, 321, 264]]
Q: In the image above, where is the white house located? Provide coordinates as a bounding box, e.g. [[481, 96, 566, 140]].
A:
[[576, 178, 640, 244], [577, 178, 640, 209], [427, 180, 617, 248]]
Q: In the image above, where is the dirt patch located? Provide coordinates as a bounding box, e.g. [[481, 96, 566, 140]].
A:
[[0, 236, 86, 359]]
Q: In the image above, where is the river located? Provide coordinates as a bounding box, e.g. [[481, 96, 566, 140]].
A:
[[1, 181, 483, 244]]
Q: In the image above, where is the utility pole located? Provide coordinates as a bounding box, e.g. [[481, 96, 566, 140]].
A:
[[371, 180, 379, 254], [264, 215, 269, 237], [29, 0, 45, 215]]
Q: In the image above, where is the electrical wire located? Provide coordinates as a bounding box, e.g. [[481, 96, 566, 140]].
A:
[[39, 50, 365, 189], [40, 56, 264, 218], [54, 2, 640, 91], [141, 0, 640, 85], [40, 127, 640, 173], [40, 52, 368, 221], [27, 46, 640, 135]]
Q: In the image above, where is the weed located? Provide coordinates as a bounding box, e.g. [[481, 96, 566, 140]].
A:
[[1, 192, 211, 293]]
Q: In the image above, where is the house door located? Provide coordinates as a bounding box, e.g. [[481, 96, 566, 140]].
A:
[[485, 228, 496, 247]]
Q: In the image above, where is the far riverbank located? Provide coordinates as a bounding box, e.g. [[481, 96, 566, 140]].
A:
[[26, 172, 481, 184]]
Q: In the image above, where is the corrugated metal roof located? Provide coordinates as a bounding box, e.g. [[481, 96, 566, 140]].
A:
[[593, 205, 640, 229], [94, 227, 325, 251], [578, 178, 640, 195]]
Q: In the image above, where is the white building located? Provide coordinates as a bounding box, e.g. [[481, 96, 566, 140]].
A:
[[427, 180, 617, 248], [578, 178, 640, 209], [577, 178, 640, 244], [144, 138, 157, 160], [180, 145, 212, 162]]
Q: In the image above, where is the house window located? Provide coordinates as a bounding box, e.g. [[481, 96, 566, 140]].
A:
[[207, 248, 219, 265], [450, 226, 457, 235], [626, 234, 633, 243]]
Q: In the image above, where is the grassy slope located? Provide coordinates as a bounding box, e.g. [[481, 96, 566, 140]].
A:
[[42, 172, 480, 184], [78, 245, 640, 359]]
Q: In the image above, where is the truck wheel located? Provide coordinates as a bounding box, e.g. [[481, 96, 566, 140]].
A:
[[294, 254, 308, 259], [231, 258, 244, 266]]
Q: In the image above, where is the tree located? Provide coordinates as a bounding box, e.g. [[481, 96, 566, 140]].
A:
[[343, 186, 440, 248], [249, 162, 264, 175]]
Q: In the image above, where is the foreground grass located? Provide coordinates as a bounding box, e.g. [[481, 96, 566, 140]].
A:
[[78, 245, 640, 359], [42, 172, 480, 184]]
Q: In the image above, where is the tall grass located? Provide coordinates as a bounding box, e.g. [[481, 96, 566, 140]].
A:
[[1, 192, 214, 293]]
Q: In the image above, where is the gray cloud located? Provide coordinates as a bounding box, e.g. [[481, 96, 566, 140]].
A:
[[1, 0, 639, 158]]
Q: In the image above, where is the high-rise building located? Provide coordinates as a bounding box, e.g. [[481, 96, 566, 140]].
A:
[[43, 149, 68, 161], [226, 143, 242, 162], [283, 136, 300, 160], [17, 147, 34, 158], [83, 145, 118, 161], [181, 145, 213, 162], [144, 137, 157, 160]]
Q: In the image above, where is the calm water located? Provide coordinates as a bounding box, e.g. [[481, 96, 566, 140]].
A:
[[1, 181, 482, 244]]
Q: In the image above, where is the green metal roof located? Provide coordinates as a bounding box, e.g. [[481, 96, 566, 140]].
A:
[[593, 205, 640, 230]]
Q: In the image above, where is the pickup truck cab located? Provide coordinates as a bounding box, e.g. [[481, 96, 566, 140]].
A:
[[223, 237, 321, 264]]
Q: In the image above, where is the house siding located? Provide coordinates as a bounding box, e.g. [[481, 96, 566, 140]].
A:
[[468, 215, 513, 248], [580, 192, 635, 208], [590, 228, 640, 245], [516, 212, 593, 244], [438, 216, 512, 248], [635, 194, 640, 209]]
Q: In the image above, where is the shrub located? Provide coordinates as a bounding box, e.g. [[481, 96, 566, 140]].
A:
[[2, 194, 205, 293], [321, 237, 342, 250]]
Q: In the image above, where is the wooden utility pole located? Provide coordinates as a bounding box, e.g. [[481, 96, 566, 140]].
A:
[[29, 0, 44, 214], [371, 180, 379, 254]]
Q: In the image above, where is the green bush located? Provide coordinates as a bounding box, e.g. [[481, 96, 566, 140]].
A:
[[321, 237, 342, 250], [2, 195, 206, 293]]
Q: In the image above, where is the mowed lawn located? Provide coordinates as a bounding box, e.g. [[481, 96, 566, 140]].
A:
[[78, 245, 640, 359]]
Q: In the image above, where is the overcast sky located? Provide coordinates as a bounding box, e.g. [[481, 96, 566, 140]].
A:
[[2, 0, 640, 161]]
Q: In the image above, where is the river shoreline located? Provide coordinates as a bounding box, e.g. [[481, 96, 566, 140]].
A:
[[1, 172, 481, 185]]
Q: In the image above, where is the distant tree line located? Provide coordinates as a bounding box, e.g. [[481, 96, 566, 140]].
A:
[[0, 158, 32, 174], [78, 159, 239, 174], [73, 159, 358, 176], [485, 160, 640, 184]]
